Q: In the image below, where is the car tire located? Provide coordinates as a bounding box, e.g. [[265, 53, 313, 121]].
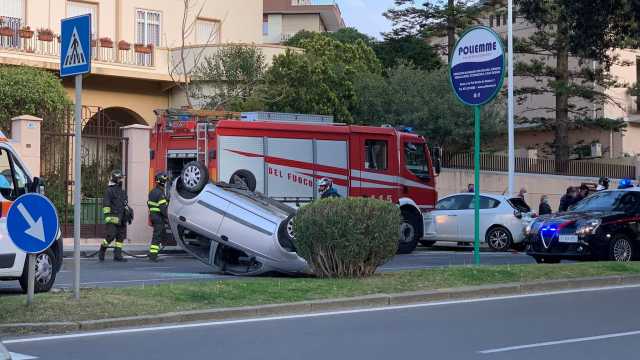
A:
[[419, 240, 436, 247], [230, 170, 257, 192], [486, 226, 513, 252], [277, 214, 297, 252], [181, 161, 209, 193], [609, 234, 635, 262], [512, 242, 526, 252], [398, 209, 420, 254], [19, 248, 57, 293], [533, 256, 560, 264]]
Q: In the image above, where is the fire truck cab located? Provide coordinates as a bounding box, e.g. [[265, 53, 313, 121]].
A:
[[150, 110, 439, 254]]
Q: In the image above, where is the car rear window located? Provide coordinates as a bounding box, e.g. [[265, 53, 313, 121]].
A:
[[508, 198, 531, 213]]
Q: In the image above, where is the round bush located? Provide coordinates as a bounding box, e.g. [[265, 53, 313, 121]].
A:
[[293, 197, 401, 278]]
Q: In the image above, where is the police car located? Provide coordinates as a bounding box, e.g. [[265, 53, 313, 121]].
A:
[[0, 133, 63, 293]]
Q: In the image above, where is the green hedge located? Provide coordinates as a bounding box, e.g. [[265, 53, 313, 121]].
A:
[[293, 198, 401, 278]]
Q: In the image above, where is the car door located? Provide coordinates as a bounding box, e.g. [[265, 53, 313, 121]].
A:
[[458, 195, 502, 242], [428, 195, 472, 241]]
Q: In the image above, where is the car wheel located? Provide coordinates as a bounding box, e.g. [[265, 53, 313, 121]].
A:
[[181, 161, 209, 193], [419, 240, 436, 247], [609, 234, 635, 262], [486, 226, 513, 252], [277, 215, 297, 252], [533, 256, 560, 264], [19, 248, 57, 293], [230, 170, 257, 192], [398, 209, 419, 254]]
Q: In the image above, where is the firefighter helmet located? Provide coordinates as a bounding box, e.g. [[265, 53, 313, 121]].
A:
[[155, 171, 169, 186], [318, 178, 332, 195], [110, 169, 124, 185]]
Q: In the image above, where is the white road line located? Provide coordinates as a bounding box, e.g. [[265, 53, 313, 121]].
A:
[[6, 283, 640, 345], [478, 330, 640, 354]]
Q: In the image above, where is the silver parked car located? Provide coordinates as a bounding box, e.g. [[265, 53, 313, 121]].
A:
[[168, 162, 309, 275]]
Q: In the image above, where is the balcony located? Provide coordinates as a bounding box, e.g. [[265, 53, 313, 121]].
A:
[[0, 17, 171, 82]]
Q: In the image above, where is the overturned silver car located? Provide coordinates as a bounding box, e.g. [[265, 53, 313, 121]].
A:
[[168, 162, 309, 275]]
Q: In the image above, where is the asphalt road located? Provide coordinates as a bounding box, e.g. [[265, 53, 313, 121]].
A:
[[4, 284, 640, 360], [0, 244, 534, 293]]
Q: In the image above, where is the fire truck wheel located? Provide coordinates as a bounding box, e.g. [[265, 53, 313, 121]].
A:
[[398, 209, 420, 254], [230, 170, 257, 192], [181, 161, 209, 193]]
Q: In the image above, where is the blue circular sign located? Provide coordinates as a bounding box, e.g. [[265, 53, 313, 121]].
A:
[[7, 194, 59, 254], [449, 26, 505, 106]]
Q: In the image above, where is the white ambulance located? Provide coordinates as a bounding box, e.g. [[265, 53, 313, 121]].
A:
[[0, 132, 63, 293]]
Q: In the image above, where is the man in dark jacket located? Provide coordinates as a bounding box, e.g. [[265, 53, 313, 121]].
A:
[[147, 172, 169, 262], [538, 195, 552, 216], [99, 170, 130, 262], [318, 178, 340, 199], [558, 187, 578, 213]]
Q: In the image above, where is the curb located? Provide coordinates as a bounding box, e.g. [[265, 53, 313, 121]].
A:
[[3, 274, 640, 336]]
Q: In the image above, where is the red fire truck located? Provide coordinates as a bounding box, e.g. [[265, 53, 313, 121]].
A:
[[150, 109, 440, 253]]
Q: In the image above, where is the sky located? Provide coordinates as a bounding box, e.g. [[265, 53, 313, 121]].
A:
[[336, 0, 397, 39]]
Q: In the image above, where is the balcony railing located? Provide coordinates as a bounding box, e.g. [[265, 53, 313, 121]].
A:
[[0, 18, 155, 68]]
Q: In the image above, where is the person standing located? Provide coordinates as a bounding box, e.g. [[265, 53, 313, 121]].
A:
[[318, 178, 340, 199], [99, 170, 130, 262], [559, 187, 577, 213], [148, 172, 169, 262], [538, 195, 552, 216]]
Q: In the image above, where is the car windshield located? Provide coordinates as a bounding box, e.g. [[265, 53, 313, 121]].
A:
[[570, 190, 640, 213]]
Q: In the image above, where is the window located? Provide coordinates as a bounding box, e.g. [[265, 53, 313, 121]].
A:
[[0, 0, 23, 18], [67, 1, 98, 39], [0, 149, 28, 200], [495, 14, 501, 27], [196, 18, 220, 44], [468, 196, 501, 209], [436, 195, 472, 211], [489, 15, 494, 28], [263, 15, 269, 36], [405, 142, 429, 179], [136, 9, 161, 65], [0, 0, 24, 48], [364, 140, 388, 170], [503, 12, 507, 26]]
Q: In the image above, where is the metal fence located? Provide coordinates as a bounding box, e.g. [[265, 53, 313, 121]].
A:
[[442, 151, 636, 179]]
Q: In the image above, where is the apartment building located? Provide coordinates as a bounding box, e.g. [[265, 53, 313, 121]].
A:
[[435, 2, 640, 159], [263, 0, 345, 44], [0, 0, 291, 126]]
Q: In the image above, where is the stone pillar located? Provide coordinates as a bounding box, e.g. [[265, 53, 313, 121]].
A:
[[121, 124, 152, 245], [10, 115, 42, 177]]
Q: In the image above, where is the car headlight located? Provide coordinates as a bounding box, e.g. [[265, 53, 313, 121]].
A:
[[576, 219, 601, 236]]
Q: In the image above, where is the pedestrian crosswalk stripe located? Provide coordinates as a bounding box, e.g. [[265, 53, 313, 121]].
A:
[[63, 27, 87, 67]]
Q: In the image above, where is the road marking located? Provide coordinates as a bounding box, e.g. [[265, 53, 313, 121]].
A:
[[478, 330, 640, 354], [9, 352, 38, 359], [6, 283, 640, 345]]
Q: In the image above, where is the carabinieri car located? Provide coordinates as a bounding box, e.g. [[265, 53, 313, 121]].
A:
[[525, 188, 640, 263]]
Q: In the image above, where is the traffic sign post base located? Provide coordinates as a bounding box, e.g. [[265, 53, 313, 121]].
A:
[[26, 254, 35, 305], [474, 106, 481, 266]]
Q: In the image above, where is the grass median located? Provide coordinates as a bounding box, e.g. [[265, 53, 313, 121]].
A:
[[2, 261, 640, 325]]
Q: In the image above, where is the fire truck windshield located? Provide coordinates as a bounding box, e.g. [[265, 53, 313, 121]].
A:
[[405, 142, 429, 180]]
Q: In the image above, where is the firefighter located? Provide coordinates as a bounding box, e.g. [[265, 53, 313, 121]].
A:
[[318, 178, 340, 199], [99, 170, 130, 262], [148, 171, 169, 262]]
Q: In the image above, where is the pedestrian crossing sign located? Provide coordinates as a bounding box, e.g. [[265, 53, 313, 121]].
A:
[[60, 14, 91, 77]]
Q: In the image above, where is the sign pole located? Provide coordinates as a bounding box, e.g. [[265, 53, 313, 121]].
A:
[[26, 254, 35, 305], [507, 0, 515, 196], [73, 74, 82, 300], [473, 106, 481, 265]]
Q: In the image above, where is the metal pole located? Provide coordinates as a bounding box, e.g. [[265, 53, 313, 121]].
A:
[[474, 106, 481, 265], [507, 0, 515, 196], [73, 74, 82, 300], [26, 254, 35, 305]]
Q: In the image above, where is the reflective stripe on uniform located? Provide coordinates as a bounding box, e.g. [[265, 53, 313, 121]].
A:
[[157, 199, 168, 205], [149, 245, 160, 254], [103, 207, 111, 214], [101, 239, 109, 247], [149, 208, 161, 213], [114, 242, 124, 249], [148, 199, 168, 207], [105, 216, 120, 224]]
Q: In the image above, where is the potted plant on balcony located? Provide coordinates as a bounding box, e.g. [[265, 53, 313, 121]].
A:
[[37, 28, 54, 42], [19, 26, 33, 39], [99, 37, 113, 48], [117, 40, 130, 51], [134, 43, 152, 54], [0, 26, 14, 37]]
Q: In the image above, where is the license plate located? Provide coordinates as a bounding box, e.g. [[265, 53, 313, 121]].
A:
[[559, 235, 578, 243]]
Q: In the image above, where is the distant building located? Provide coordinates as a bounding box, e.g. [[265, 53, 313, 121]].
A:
[[263, 0, 346, 44]]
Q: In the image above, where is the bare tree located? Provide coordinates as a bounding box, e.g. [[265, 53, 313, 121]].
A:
[[168, 0, 227, 109]]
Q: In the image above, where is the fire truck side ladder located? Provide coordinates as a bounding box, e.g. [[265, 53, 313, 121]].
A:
[[196, 122, 209, 166]]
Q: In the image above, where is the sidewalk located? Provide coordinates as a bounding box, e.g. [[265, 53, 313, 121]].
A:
[[62, 238, 185, 257]]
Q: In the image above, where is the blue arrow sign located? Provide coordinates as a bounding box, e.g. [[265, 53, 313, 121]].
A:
[[60, 14, 92, 77], [7, 194, 59, 254]]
